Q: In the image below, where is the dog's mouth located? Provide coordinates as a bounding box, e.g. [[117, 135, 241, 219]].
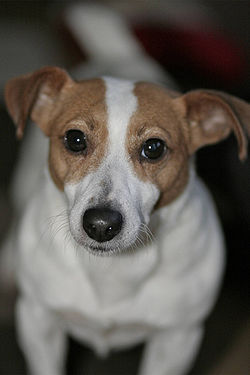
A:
[[81, 225, 154, 256], [87, 244, 118, 256]]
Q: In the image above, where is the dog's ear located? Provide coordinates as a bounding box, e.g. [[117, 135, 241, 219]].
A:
[[4, 66, 73, 139], [174, 90, 250, 161]]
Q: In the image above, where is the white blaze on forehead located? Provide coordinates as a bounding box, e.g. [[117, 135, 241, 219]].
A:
[[101, 76, 160, 225], [103, 77, 137, 156]]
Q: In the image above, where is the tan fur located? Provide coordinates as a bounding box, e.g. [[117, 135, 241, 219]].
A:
[[128, 82, 190, 208], [174, 90, 250, 160], [46, 79, 108, 189]]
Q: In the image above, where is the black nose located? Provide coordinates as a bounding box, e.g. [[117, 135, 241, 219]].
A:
[[82, 208, 123, 242]]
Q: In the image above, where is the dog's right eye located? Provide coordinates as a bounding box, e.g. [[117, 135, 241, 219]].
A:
[[64, 130, 87, 153]]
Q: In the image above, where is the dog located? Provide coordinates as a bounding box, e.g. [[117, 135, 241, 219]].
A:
[[3, 5, 250, 375]]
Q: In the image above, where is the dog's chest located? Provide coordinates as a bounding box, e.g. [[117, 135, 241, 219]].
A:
[[18, 223, 162, 351], [21, 231, 161, 316], [57, 307, 153, 355]]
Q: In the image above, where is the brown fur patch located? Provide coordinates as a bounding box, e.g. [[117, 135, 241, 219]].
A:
[[175, 90, 250, 161], [127, 82, 190, 208], [46, 78, 108, 190]]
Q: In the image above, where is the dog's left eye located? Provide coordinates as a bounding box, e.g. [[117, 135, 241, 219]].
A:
[[141, 138, 167, 161], [64, 130, 87, 153]]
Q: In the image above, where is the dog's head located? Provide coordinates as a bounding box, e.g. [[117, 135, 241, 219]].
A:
[[5, 67, 250, 255]]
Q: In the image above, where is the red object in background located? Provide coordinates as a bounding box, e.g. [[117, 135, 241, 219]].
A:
[[133, 25, 247, 86]]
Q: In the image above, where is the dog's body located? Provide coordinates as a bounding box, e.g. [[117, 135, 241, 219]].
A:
[[3, 5, 250, 375], [16, 152, 224, 375]]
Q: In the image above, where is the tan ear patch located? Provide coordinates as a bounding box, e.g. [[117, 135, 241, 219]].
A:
[[4, 66, 73, 138], [127, 82, 190, 208], [174, 90, 250, 160]]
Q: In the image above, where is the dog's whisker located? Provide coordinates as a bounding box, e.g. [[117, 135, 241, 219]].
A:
[[34, 211, 68, 253], [140, 223, 155, 243], [50, 223, 68, 242], [73, 242, 81, 258], [136, 235, 145, 248], [130, 233, 145, 252], [47, 209, 68, 228], [45, 209, 70, 252], [137, 229, 149, 246], [62, 228, 73, 254]]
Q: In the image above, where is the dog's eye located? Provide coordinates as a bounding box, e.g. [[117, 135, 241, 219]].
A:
[[141, 138, 167, 161], [64, 130, 87, 153]]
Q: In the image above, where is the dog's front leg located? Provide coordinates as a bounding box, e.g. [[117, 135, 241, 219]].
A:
[[139, 326, 203, 375], [16, 297, 67, 375]]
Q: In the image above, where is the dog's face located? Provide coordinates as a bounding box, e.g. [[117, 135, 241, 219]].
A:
[[51, 78, 190, 254], [5, 67, 250, 255]]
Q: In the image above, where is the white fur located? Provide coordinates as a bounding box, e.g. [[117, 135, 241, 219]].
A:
[[5, 4, 225, 375]]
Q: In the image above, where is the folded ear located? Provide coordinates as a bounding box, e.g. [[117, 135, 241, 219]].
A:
[[4, 66, 73, 138], [174, 90, 250, 161]]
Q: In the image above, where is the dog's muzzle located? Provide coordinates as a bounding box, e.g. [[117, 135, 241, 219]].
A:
[[82, 207, 123, 243]]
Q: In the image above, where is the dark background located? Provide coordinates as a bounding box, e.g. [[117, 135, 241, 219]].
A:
[[0, 1, 249, 374]]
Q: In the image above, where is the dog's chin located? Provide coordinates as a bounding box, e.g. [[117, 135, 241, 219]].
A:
[[70, 231, 146, 257]]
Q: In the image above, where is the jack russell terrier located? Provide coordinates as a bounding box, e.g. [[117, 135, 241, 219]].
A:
[[3, 5, 250, 375]]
